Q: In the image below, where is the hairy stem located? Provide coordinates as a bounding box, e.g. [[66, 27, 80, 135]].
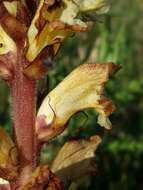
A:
[[0, 184, 10, 190], [10, 51, 37, 186]]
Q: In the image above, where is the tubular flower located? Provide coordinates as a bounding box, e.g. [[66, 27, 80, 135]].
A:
[[26, 0, 110, 62], [36, 63, 119, 142]]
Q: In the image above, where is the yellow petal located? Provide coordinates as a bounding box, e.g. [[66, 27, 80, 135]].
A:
[[60, 0, 110, 25], [0, 128, 18, 180], [0, 25, 16, 55], [36, 63, 118, 141], [80, 0, 110, 13], [26, 0, 67, 62], [0, 128, 15, 167], [26, 0, 109, 62], [3, 1, 18, 17], [59, 0, 86, 27], [51, 135, 101, 184], [26, 21, 70, 62]]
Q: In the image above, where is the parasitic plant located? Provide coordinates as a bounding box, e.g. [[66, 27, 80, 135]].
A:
[[0, 0, 119, 189]]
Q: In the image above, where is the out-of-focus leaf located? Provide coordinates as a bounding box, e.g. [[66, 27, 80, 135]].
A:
[[0, 128, 18, 181], [19, 165, 63, 190], [26, 0, 110, 62], [51, 135, 101, 185], [36, 63, 118, 142]]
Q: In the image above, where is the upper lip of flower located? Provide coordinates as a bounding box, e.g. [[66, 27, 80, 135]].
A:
[[36, 63, 118, 142]]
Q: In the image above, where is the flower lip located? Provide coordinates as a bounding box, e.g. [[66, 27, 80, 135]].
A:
[[36, 63, 119, 142]]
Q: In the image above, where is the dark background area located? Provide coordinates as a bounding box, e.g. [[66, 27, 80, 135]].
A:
[[0, 0, 143, 189]]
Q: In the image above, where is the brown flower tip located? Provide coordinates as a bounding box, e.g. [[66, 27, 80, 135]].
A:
[[51, 135, 101, 184], [19, 165, 64, 190], [23, 47, 55, 80], [36, 63, 118, 142], [23, 59, 48, 80]]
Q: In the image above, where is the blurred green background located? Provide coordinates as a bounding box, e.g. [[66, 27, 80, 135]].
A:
[[0, 0, 143, 189]]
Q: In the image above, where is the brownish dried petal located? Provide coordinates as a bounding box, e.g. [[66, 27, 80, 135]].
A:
[[52, 135, 101, 171], [15, 1, 30, 25], [19, 165, 63, 190], [1, 15, 27, 44], [36, 63, 119, 142], [23, 58, 48, 80], [46, 175, 63, 190], [1, 0, 30, 24], [51, 135, 101, 185], [0, 128, 18, 181], [24, 46, 55, 79], [25, 0, 37, 17], [0, 2, 6, 16]]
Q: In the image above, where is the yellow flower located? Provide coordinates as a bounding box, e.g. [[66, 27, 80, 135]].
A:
[[26, 0, 110, 62], [0, 0, 110, 80], [36, 63, 118, 142]]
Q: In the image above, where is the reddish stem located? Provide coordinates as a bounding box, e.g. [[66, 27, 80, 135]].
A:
[[0, 184, 10, 190], [10, 51, 37, 186]]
